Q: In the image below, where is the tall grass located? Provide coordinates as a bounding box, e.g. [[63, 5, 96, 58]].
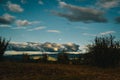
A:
[[0, 62, 120, 80]]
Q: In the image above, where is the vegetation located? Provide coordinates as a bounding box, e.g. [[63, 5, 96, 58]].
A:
[[86, 35, 120, 67], [0, 62, 120, 80], [41, 53, 48, 63], [22, 53, 30, 62], [0, 37, 10, 61], [57, 50, 69, 64], [1, 35, 120, 79]]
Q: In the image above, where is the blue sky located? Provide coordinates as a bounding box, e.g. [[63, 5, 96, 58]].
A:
[[0, 0, 120, 50]]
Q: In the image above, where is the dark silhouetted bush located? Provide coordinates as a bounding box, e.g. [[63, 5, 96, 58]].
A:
[[87, 35, 120, 67], [57, 50, 69, 64], [0, 37, 10, 61], [41, 53, 48, 63], [22, 53, 30, 62]]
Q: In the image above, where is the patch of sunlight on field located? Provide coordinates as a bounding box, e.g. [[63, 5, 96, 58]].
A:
[[32, 56, 57, 61]]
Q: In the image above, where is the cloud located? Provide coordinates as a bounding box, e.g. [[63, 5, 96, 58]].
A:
[[47, 30, 61, 33], [11, 27, 26, 30], [96, 0, 120, 9], [7, 42, 80, 52], [83, 31, 116, 37], [63, 43, 80, 52], [0, 13, 15, 24], [52, 1, 107, 23], [83, 33, 96, 36], [16, 20, 40, 26], [27, 26, 46, 31], [0, 24, 11, 28], [115, 16, 120, 23], [100, 31, 116, 35], [38, 0, 44, 5], [7, 1, 24, 12]]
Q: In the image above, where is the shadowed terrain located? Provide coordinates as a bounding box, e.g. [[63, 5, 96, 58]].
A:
[[0, 62, 120, 80]]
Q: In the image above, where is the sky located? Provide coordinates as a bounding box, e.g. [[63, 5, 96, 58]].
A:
[[0, 0, 120, 51]]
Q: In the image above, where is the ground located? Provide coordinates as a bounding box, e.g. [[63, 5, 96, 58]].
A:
[[0, 62, 120, 80]]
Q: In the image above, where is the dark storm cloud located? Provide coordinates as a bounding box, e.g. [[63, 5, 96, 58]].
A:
[[0, 17, 11, 24], [0, 13, 15, 24], [53, 1, 107, 23], [115, 16, 120, 23], [7, 42, 80, 52]]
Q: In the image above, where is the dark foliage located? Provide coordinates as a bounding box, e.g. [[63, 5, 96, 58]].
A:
[[87, 35, 120, 68], [22, 53, 30, 62], [57, 50, 69, 64], [41, 53, 48, 63], [0, 37, 10, 61]]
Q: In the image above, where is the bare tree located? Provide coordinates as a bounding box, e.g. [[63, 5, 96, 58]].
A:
[[0, 37, 10, 61]]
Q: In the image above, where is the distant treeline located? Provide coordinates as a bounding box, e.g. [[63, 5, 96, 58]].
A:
[[0, 35, 120, 68]]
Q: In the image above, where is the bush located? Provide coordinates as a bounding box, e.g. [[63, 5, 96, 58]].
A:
[[22, 53, 30, 62], [57, 50, 69, 64], [41, 53, 48, 63], [0, 37, 10, 61], [87, 35, 120, 67]]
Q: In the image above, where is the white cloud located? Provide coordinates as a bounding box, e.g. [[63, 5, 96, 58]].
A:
[[7, 1, 24, 12], [0, 24, 11, 27], [38, 0, 44, 5], [96, 0, 120, 9], [100, 31, 116, 35], [0, 13, 15, 24], [47, 30, 61, 33], [83, 33, 96, 36], [3, 13, 15, 21], [83, 31, 116, 37], [27, 26, 46, 31], [16, 20, 40, 26], [59, 1, 67, 8], [16, 20, 29, 26], [80, 45, 88, 53], [11, 27, 26, 30], [53, 1, 107, 23]]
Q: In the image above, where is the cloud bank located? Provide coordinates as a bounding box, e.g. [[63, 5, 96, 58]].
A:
[[53, 1, 107, 23], [7, 42, 79, 52]]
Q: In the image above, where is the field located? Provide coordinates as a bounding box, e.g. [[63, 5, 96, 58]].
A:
[[0, 62, 120, 80]]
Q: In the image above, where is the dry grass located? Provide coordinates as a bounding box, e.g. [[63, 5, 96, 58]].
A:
[[0, 62, 120, 80]]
